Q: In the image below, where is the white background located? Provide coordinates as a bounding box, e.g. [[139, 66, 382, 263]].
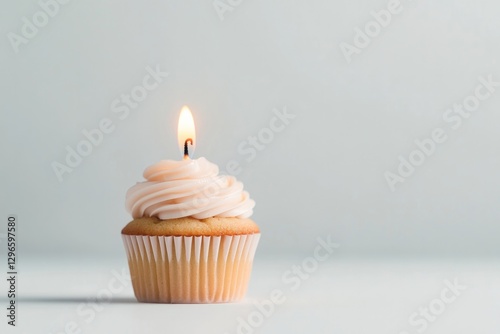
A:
[[1, 0, 500, 333]]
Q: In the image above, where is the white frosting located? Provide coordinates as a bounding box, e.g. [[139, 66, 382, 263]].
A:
[[126, 158, 255, 220]]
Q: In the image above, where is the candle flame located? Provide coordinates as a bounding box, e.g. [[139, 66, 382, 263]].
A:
[[177, 106, 196, 159]]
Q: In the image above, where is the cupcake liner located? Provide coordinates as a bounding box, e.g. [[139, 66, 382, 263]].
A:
[[122, 233, 260, 303]]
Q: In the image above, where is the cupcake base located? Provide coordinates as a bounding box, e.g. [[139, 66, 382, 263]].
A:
[[122, 233, 260, 303]]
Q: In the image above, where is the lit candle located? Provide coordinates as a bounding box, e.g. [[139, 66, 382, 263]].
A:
[[177, 106, 196, 160]]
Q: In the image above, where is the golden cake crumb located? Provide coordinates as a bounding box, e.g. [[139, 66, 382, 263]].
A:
[[121, 216, 260, 236]]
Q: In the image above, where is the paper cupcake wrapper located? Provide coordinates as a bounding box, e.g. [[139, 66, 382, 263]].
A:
[[122, 233, 260, 303]]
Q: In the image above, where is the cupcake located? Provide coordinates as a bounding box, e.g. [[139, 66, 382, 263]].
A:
[[121, 157, 260, 303]]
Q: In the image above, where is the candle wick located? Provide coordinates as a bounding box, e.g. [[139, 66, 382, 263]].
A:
[[184, 138, 193, 159]]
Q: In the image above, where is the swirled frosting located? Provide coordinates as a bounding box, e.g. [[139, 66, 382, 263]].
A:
[[126, 158, 255, 220]]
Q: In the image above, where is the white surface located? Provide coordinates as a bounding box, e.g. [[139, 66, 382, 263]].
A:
[[2, 257, 499, 334]]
